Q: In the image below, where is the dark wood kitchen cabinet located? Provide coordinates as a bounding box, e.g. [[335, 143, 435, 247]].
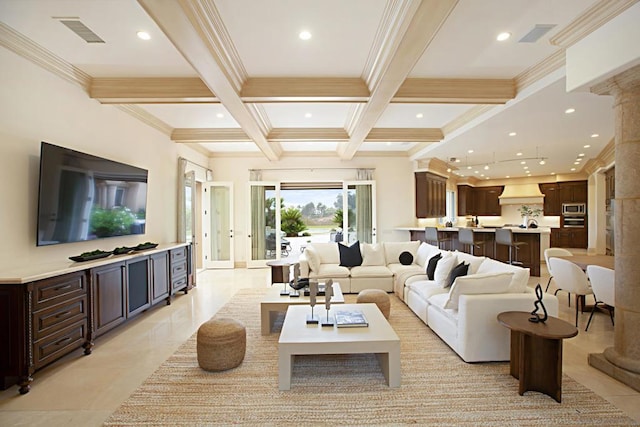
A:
[[550, 228, 587, 249], [558, 181, 587, 204], [457, 185, 503, 216], [415, 172, 446, 218], [457, 185, 474, 216], [539, 183, 561, 215]]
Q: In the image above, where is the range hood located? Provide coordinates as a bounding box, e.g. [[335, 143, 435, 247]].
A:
[[498, 184, 545, 205]]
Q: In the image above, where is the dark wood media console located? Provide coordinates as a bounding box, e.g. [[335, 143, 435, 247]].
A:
[[0, 243, 191, 394]]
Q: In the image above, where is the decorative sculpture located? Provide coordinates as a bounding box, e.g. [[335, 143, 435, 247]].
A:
[[289, 263, 302, 297], [321, 279, 334, 326], [529, 283, 548, 323], [306, 281, 319, 324]]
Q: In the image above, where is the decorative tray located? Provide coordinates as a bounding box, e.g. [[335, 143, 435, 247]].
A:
[[69, 251, 112, 262], [113, 246, 135, 255], [134, 242, 158, 251]]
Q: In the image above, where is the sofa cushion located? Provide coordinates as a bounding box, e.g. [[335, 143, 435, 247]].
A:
[[338, 241, 362, 267], [453, 251, 486, 275], [399, 251, 413, 265], [444, 272, 513, 310], [311, 242, 340, 265], [304, 245, 320, 272], [407, 279, 448, 301], [415, 242, 439, 267], [361, 243, 386, 266], [426, 253, 442, 280], [426, 293, 458, 324], [446, 261, 469, 288], [316, 264, 350, 278], [434, 253, 456, 288], [350, 265, 393, 278], [383, 241, 420, 265], [476, 258, 529, 293]]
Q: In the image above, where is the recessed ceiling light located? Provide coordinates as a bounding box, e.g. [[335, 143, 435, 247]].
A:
[[467, 166, 472, 170], [216, 113, 224, 118], [539, 160, 546, 165], [506, 175, 510, 178], [468, 149, 474, 154], [496, 32, 511, 41], [486, 177, 490, 180], [578, 153, 585, 157], [474, 171, 479, 174], [137, 31, 151, 40], [516, 152, 523, 156], [591, 133, 599, 138], [574, 162, 580, 165], [447, 168, 452, 172], [520, 161, 526, 165], [484, 165, 489, 170], [571, 168, 576, 171], [551, 172, 556, 175], [509, 132, 517, 136], [480, 174, 485, 177], [565, 108, 576, 114], [584, 144, 591, 148], [304, 113, 312, 118], [455, 159, 461, 163], [523, 166, 529, 170], [416, 113, 423, 118], [299, 31, 312, 40]]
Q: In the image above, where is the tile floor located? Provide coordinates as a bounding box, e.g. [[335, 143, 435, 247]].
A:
[[1, 265, 639, 426]]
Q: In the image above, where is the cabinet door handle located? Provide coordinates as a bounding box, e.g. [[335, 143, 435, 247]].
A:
[[55, 337, 72, 346]]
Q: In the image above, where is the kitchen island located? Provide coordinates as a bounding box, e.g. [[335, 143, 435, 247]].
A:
[[396, 227, 551, 277]]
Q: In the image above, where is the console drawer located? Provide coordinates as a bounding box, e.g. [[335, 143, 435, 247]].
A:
[[33, 319, 87, 369], [170, 247, 187, 263], [33, 272, 86, 310], [32, 295, 87, 341], [171, 275, 187, 292]]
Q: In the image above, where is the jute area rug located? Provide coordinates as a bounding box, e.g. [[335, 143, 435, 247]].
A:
[[105, 288, 636, 426]]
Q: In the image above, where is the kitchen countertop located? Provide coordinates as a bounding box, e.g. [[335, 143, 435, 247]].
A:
[[397, 226, 551, 235]]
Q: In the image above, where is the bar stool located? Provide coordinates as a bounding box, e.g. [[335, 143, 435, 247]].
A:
[[425, 227, 451, 249], [458, 228, 485, 255], [495, 228, 527, 266]]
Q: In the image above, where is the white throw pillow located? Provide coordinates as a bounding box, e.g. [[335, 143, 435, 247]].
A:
[[304, 245, 320, 272], [416, 242, 439, 267], [476, 258, 529, 293], [444, 272, 513, 310], [361, 243, 386, 266], [434, 253, 456, 288]]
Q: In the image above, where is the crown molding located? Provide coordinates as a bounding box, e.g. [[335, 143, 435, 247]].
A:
[[90, 77, 216, 103], [241, 78, 369, 102], [441, 105, 494, 136], [116, 105, 173, 136], [549, 0, 638, 48], [365, 128, 443, 142], [515, 49, 566, 92], [394, 78, 515, 104], [0, 22, 92, 92], [599, 138, 616, 166], [172, 128, 249, 142]]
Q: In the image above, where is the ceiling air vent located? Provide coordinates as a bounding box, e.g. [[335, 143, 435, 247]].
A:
[[57, 18, 105, 43], [518, 24, 556, 43]]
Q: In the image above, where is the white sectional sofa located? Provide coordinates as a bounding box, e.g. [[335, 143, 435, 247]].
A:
[[299, 240, 559, 363]]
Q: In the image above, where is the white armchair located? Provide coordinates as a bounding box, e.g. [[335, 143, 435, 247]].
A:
[[548, 257, 594, 327], [585, 265, 615, 331]]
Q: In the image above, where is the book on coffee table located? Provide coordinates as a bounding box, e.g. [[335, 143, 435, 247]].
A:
[[335, 309, 368, 328]]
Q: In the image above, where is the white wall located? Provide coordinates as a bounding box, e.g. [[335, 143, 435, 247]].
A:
[[207, 155, 416, 263], [0, 49, 207, 271]]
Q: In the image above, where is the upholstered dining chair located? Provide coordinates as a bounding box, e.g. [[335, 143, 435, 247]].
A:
[[585, 265, 615, 331], [548, 257, 594, 327], [544, 248, 574, 296]]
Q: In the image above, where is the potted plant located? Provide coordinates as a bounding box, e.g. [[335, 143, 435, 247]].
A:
[[517, 205, 542, 228]]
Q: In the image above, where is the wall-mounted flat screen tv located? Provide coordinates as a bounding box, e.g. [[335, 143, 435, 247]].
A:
[[37, 142, 148, 246]]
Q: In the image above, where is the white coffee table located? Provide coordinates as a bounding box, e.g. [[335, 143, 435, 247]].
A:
[[278, 303, 401, 390], [260, 282, 344, 335]]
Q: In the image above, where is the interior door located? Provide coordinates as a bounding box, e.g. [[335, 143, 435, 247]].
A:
[[247, 182, 280, 268], [203, 182, 234, 269]]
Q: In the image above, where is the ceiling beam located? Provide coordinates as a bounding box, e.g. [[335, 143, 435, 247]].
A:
[[365, 128, 443, 142], [267, 128, 349, 142], [90, 77, 217, 103], [241, 78, 370, 102], [172, 128, 249, 142], [338, 0, 459, 160], [138, 0, 281, 160], [394, 78, 515, 104]]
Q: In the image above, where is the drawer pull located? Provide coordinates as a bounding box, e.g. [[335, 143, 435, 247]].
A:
[[56, 337, 72, 346], [54, 284, 72, 292], [55, 311, 71, 318]]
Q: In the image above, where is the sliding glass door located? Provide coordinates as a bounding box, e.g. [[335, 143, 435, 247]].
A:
[[344, 181, 376, 244], [247, 182, 280, 268], [203, 182, 234, 269]]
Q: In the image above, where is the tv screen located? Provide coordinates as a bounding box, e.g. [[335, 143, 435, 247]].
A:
[[37, 142, 148, 246]]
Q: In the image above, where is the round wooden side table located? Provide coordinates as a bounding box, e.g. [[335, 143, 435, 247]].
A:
[[266, 259, 293, 284], [497, 311, 578, 402]]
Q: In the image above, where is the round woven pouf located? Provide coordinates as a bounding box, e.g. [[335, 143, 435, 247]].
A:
[[197, 318, 246, 371], [356, 289, 391, 319]]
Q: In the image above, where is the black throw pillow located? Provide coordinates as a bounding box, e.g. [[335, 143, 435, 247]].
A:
[[426, 253, 442, 280], [338, 241, 363, 267], [446, 261, 469, 288], [399, 251, 413, 265]]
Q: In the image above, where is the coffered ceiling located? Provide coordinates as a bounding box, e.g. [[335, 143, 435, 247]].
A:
[[1, 0, 634, 178]]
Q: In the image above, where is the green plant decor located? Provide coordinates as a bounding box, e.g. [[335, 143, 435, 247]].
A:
[[90, 206, 137, 237], [281, 207, 308, 237], [517, 205, 542, 218], [333, 208, 355, 228]]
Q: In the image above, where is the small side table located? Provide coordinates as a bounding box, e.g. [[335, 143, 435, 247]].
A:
[[497, 311, 578, 402], [266, 259, 293, 284]]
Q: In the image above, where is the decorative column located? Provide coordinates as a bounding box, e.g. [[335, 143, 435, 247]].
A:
[[589, 64, 640, 391]]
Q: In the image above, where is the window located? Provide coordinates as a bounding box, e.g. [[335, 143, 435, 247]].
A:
[[445, 190, 456, 223]]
